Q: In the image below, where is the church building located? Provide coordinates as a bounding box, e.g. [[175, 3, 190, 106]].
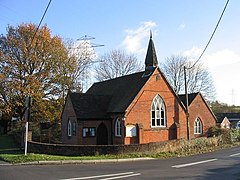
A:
[[61, 35, 216, 145]]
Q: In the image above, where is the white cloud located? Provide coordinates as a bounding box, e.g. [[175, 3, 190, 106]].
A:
[[121, 21, 157, 54], [203, 49, 240, 68], [178, 23, 186, 31], [180, 47, 240, 105], [202, 49, 240, 105], [180, 46, 202, 60]]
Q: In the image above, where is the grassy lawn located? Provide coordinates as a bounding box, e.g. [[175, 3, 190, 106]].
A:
[[0, 153, 150, 164], [0, 134, 239, 164], [0, 134, 150, 164]]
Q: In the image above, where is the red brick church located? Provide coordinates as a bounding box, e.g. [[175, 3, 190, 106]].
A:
[[61, 36, 216, 145]]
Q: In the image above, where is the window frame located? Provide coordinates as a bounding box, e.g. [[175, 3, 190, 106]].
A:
[[151, 95, 166, 128], [194, 118, 203, 134], [115, 118, 122, 137], [67, 119, 72, 137], [72, 120, 77, 136], [82, 127, 96, 137]]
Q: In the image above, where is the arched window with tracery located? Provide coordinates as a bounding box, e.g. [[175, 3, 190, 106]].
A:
[[151, 95, 166, 127], [115, 118, 121, 137], [194, 118, 203, 134]]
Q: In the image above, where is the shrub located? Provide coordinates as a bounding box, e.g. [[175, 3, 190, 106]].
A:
[[207, 126, 232, 144], [230, 129, 240, 142]]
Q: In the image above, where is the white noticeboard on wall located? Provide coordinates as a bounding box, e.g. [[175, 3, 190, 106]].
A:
[[126, 125, 137, 137]]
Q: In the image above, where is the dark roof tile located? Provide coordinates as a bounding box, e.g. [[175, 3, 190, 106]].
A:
[[69, 92, 111, 120], [178, 93, 199, 107], [86, 70, 152, 113]]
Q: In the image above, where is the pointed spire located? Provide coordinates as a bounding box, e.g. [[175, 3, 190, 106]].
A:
[[145, 31, 158, 70]]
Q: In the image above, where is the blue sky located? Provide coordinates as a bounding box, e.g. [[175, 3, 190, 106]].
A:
[[1, 0, 240, 105]]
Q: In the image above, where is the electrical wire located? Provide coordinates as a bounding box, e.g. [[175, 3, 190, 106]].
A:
[[188, 0, 230, 69], [30, 0, 53, 47]]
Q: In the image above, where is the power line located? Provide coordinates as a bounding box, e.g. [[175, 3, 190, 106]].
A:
[[189, 0, 230, 69], [30, 0, 53, 47]]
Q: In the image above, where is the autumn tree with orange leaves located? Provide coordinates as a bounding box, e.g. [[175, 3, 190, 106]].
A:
[[0, 23, 77, 135]]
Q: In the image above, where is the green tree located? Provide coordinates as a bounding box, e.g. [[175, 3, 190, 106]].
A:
[[0, 23, 76, 127], [210, 101, 240, 115]]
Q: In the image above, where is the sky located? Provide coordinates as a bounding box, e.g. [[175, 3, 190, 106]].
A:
[[1, 0, 240, 105]]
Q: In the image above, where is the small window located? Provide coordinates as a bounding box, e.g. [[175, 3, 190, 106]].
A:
[[83, 127, 96, 137], [115, 118, 122, 137], [151, 95, 166, 127], [67, 120, 72, 137], [72, 120, 76, 136], [194, 118, 203, 134]]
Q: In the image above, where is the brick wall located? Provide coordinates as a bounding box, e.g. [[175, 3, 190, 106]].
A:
[[62, 94, 112, 145], [27, 136, 219, 156], [188, 94, 216, 139], [61, 95, 78, 144], [27, 140, 178, 156], [78, 120, 112, 145], [125, 69, 186, 144]]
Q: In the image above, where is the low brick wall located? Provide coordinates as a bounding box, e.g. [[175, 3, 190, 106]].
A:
[[28, 137, 219, 156], [28, 140, 181, 156]]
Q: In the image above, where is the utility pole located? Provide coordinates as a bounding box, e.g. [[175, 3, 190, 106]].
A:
[[184, 66, 190, 140], [24, 96, 31, 155]]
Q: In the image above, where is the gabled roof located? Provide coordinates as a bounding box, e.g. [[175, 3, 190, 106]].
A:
[[216, 113, 240, 123], [66, 36, 186, 119], [178, 93, 199, 107], [86, 70, 153, 113], [179, 92, 217, 121], [69, 92, 112, 120]]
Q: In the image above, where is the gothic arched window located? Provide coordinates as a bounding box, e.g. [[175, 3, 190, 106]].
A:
[[115, 118, 121, 137], [151, 95, 166, 127], [194, 118, 203, 134]]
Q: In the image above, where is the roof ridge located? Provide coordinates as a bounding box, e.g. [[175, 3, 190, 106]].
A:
[[92, 70, 145, 85]]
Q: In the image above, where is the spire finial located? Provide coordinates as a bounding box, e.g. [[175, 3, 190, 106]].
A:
[[144, 31, 158, 70]]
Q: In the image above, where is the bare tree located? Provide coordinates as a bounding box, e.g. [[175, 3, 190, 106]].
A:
[[161, 55, 216, 101], [95, 49, 142, 81], [66, 38, 97, 92]]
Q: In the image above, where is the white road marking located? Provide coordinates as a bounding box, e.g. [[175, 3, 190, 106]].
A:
[[100, 173, 141, 180], [172, 158, 218, 168], [59, 172, 137, 180], [230, 152, 240, 157]]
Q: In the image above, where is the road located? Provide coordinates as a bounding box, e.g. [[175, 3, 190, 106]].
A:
[[0, 146, 240, 180]]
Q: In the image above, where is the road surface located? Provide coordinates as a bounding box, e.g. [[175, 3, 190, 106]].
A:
[[0, 146, 240, 180]]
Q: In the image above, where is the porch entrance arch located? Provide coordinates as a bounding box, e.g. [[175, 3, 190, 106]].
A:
[[97, 123, 108, 145]]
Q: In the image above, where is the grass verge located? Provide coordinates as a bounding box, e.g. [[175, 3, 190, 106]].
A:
[[1, 143, 238, 164], [0, 134, 239, 164], [0, 153, 149, 164]]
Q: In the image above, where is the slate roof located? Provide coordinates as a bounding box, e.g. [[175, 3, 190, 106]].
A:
[[69, 92, 112, 120], [179, 92, 217, 122], [178, 93, 199, 107], [216, 113, 240, 123], [145, 33, 158, 69], [86, 70, 153, 113]]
